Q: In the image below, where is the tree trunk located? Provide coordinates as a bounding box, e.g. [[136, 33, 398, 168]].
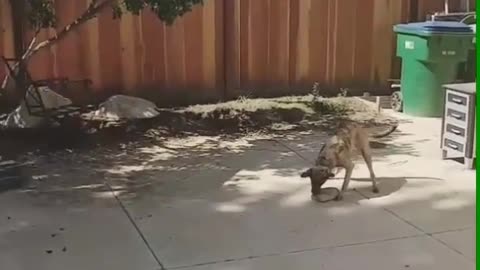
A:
[[9, 0, 26, 58], [1, 0, 116, 106], [2, 0, 27, 109]]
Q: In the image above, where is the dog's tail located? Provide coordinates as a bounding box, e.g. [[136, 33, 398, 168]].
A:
[[300, 168, 312, 178], [370, 124, 398, 138]]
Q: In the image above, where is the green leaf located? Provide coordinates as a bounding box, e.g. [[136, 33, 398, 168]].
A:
[[24, 0, 205, 30], [112, 3, 124, 19], [26, 0, 56, 30]]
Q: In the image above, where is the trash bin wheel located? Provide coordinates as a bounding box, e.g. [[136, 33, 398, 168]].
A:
[[391, 91, 403, 112]]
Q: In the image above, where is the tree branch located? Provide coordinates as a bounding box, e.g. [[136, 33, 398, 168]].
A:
[[25, 0, 116, 61], [1, 0, 116, 93]]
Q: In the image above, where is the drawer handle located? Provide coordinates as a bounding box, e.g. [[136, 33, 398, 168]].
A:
[[447, 143, 459, 150], [450, 113, 462, 120], [450, 128, 462, 135], [451, 97, 463, 104]]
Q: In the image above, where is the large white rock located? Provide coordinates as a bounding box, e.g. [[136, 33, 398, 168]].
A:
[[1, 86, 72, 129], [93, 95, 159, 121]]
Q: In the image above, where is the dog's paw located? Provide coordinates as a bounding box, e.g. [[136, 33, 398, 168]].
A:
[[335, 194, 343, 201], [372, 187, 379, 193]]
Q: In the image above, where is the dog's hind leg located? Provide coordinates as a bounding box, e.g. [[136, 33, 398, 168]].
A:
[[336, 162, 354, 201], [361, 147, 378, 193]]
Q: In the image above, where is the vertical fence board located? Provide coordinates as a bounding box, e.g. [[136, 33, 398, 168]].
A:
[[294, 0, 310, 85], [308, 0, 329, 84], [141, 10, 166, 89], [164, 19, 186, 89], [248, 0, 269, 88], [201, 0, 215, 91], [119, 13, 138, 92], [239, 0, 250, 91], [97, 7, 123, 92], [224, 0, 240, 92], [353, 0, 374, 86], [214, 0, 224, 93], [333, 0, 356, 84], [268, 0, 290, 88], [184, 6, 204, 89], [287, 0, 299, 87]]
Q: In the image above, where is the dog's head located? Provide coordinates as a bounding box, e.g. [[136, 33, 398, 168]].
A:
[[300, 166, 335, 179], [301, 166, 335, 195], [300, 168, 313, 178]]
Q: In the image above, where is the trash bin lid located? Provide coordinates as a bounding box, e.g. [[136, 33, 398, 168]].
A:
[[394, 21, 474, 36], [469, 24, 476, 33], [470, 24, 476, 43]]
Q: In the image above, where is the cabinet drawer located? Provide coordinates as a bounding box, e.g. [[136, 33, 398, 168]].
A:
[[446, 108, 466, 122], [447, 91, 468, 106], [446, 90, 469, 113], [445, 108, 468, 128], [444, 123, 467, 145], [446, 123, 466, 138], [443, 138, 465, 154]]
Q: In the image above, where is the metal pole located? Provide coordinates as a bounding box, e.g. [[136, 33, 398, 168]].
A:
[[444, 0, 449, 14]]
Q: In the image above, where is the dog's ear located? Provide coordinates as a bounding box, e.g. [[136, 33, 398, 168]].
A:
[[300, 168, 312, 178]]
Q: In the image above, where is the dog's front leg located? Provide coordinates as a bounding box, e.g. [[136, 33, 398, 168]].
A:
[[336, 163, 354, 201]]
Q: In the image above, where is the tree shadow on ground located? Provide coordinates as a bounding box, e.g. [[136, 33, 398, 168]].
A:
[[4, 115, 443, 208]]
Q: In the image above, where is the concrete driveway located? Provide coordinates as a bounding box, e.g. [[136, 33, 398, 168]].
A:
[[0, 112, 475, 270]]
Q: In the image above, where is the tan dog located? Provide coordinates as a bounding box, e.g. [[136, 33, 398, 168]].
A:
[[308, 122, 398, 201]]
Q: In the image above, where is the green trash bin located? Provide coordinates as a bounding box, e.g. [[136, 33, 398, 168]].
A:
[[394, 21, 475, 117]]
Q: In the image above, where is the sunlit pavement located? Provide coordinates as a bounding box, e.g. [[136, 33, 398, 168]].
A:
[[0, 111, 475, 270]]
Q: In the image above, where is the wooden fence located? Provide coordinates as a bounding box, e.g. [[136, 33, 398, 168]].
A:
[[0, 0, 475, 105]]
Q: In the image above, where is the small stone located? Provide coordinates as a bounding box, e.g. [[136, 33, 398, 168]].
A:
[[46, 250, 53, 254], [62, 247, 67, 252], [405, 265, 410, 268], [7, 216, 11, 220], [59, 227, 65, 231], [51, 233, 57, 238]]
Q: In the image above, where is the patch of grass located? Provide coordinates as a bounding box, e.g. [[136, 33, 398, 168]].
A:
[[182, 95, 350, 121], [156, 95, 359, 133]]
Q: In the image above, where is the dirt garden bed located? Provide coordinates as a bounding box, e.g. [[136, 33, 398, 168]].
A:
[[0, 95, 397, 159]]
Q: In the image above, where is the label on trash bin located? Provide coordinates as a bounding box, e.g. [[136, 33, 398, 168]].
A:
[[405, 40, 415, 50], [442, 50, 456, 56]]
